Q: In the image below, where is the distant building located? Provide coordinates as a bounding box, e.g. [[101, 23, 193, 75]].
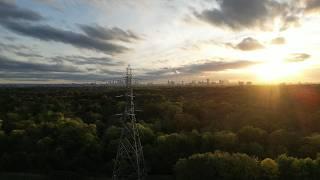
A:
[[219, 80, 229, 85], [167, 80, 175, 86], [246, 81, 252, 85], [106, 80, 123, 86]]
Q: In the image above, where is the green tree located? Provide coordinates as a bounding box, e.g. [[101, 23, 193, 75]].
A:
[[175, 151, 260, 180], [238, 126, 267, 144], [174, 113, 200, 132], [213, 131, 238, 152], [260, 158, 279, 180]]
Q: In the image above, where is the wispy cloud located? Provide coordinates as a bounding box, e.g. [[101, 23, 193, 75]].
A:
[[0, 1, 43, 21], [0, 55, 81, 73], [50, 55, 124, 66], [0, 72, 120, 82], [193, 0, 281, 30], [192, 0, 302, 31], [0, 54, 123, 82], [144, 60, 259, 79], [80, 25, 141, 42], [305, 0, 320, 12], [0, 42, 31, 52], [0, 1, 140, 55], [0, 20, 130, 54], [271, 37, 286, 45], [286, 53, 311, 62]]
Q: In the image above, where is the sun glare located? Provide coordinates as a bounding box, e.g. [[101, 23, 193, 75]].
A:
[[250, 62, 303, 83]]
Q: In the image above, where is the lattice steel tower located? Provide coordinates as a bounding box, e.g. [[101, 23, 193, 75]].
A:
[[112, 65, 146, 180]]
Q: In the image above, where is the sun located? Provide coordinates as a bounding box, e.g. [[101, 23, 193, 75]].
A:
[[250, 62, 303, 83]]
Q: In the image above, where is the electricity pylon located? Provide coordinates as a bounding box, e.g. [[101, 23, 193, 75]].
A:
[[112, 65, 146, 180]]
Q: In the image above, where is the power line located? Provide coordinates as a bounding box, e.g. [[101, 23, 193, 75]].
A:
[[112, 65, 146, 180]]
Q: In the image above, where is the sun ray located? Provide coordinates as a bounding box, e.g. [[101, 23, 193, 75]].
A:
[[250, 62, 305, 83]]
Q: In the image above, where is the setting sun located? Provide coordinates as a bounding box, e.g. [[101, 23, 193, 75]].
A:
[[251, 62, 304, 83]]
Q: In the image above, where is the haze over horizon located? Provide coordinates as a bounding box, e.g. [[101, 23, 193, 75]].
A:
[[1, 0, 320, 84]]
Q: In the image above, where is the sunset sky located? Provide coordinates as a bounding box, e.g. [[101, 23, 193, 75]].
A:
[[0, 0, 320, 83]]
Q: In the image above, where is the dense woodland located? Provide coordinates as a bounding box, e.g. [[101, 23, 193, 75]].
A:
[[1, 85, 320, 179]]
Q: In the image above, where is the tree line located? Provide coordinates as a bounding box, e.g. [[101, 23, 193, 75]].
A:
[[176, 151, 320, 180], [0, 85, 320, 179]]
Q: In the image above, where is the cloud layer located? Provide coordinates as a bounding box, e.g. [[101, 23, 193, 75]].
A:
[[0, 1, 43, 21], [80, 25, 140, 42], [0, 54, 123, 81], [1, 21, 129, 54], [0, 55, 81, 73], [51, 55, 124, 66], [271, 37, 286, 45], [144, 60, 258, 79], [305, 0, 320, 12], [286, 53, 311, 62], [0, 0, 318, 83], [194, 0, 284, 30], [0, 1, 140, 54], [192, 0, 310, 31]]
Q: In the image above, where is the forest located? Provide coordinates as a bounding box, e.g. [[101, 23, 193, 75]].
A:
[[1, 85, 320, 179]]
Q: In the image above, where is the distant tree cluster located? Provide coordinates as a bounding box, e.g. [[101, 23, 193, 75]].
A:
[[175, 151, 320, 180], [0, 85, 320, 178]]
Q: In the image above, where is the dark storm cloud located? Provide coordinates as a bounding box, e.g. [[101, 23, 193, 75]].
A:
[[286, 53, 311, 62], [0, 21, 129, 54], [271, 37, 286, 45], [234, 37, 264, 51], [0, 1, 43, 21], [80, 25, 141, 42], [145, 60, 258, 78], [0, 55, 81, 73], [51, 55, 124, 66]]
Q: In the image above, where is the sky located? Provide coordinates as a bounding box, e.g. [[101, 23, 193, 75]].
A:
[[0, 0, 320, 84]]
